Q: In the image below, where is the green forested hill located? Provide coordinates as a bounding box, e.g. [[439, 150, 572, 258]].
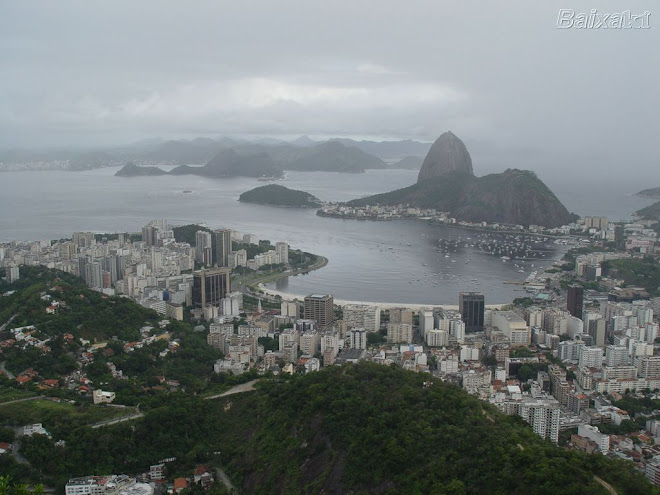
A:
[[239, 184, 321, 207], [0, 266, 159, 343], [636, 200, 660, 221], [21, 363, 656, 494], [209, 363, 655, 494]]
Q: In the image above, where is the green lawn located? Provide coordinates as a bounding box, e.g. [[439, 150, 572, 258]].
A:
[[0, 387, 38, 403], [0, 399, 130, 429]]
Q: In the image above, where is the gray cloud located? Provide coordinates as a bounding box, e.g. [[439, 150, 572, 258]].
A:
[[1, 0, 658, 181]]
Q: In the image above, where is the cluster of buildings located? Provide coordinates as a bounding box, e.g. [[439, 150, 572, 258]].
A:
[[316, 205, 604, 236], [0, 220, 290, 322], [317, 204, 444, 221], [65, 464, 215, 495]]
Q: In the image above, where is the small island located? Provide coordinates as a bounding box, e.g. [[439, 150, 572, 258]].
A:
[[239, 184, 322, 208], [115, 161, 168, 177]]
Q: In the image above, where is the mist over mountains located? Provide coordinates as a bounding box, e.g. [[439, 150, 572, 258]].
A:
[[0, 136, 431, 173]]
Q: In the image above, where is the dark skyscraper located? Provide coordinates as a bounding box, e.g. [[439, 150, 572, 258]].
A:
[[304, 294, 335, 330], [192, 267, 231, 308], [214, 229, 232, 268], [567, 285, 584, 320], [459, 292, 485, 332]]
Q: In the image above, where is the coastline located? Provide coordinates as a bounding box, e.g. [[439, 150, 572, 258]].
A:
[[316, 210, 568, 239], [257, 283, 505, 311]]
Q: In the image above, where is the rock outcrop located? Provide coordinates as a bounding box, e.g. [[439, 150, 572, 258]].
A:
[[348, 132, 574, 228], [417, 131, 473, 182]]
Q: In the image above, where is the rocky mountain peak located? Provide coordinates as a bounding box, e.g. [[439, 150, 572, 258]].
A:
[[417, 131, 473, 183]]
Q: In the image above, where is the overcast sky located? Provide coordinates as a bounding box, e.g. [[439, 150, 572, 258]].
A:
[[1, 1, 658, 180]]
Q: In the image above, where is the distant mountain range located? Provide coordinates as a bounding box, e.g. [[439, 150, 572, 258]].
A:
[[114, 139, 400, 178], [392, 155, 425, 169], [1, 136, 431, 173], [348, 131, 575, 228]]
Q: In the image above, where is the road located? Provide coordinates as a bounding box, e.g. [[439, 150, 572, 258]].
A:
[[0, 394, 44, 405], [593, 476, 617, 495], [204, 380, 258, 400], [0, 361, 16, 380], [214, 467, 236, 493], [90, 411, 144, 429], [238, 256, 329, 303], [0, 314, 18, 332]]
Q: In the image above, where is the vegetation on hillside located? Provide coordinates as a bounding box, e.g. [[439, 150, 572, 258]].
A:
[[637, 187, 660, 199], [238, 184, 321, 208], [636, 200, 660, 221], [602, 256, 660, 296], [2, 356, 657, 493]]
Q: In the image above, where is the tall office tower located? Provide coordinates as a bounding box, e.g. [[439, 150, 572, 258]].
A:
[[115, 255, 127, 281], [142, 225, 158, 247], [459, 292, 485, 332], [275, 242, 289, 264], [192, 267, 231, 308], [567, 285, 584, 320], [304, 294, 335, 330], [101, 256, 119, 283], [588, 318, 607, 348], [195, 231, 213, 264], [84, 261, 103, 288], [77, 255, 89, 278], [214, 229, 232, 267]]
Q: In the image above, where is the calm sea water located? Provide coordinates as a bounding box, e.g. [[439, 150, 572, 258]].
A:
[[0, 167, 654, 304]]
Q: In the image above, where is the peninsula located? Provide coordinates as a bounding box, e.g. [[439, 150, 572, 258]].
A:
[[638, 186, 660, 199], [344, 132, 574, 228]]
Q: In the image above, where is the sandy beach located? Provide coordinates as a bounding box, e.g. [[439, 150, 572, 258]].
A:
[[257, 284, 504, 311]]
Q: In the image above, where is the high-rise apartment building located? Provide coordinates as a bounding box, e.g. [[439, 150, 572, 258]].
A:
[[195, 231, 213, 265], [519, 398, 560, 443], [578, 346, 603, 369], [587, 318, 606, 348], [567, 285, 584, 320], [348, 328, 367, 349], [605, 345, 629, 367], [72, 232, 95, 249], [192, 267, 231, 308], [387, 323, 413, 343], [275, 242, 289, 264], [343, 304, 380, 332], [214, 229, 232, 268], [459, 292, 484, 332], [304, 294, 334, 330], [5, 266, 20, 283]]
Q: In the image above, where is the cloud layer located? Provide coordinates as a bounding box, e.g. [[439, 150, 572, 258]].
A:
[[1, 1, 657, 180]]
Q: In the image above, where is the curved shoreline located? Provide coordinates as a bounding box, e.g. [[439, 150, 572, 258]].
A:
[[257, 283, 505, 311], [244, 255, 329, 291]]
